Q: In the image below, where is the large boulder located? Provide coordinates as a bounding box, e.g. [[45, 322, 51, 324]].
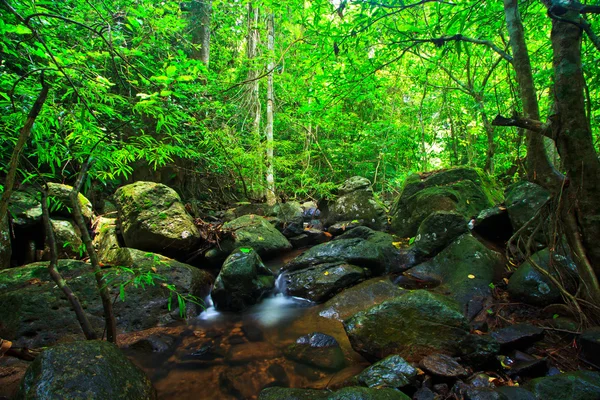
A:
[[281, 262, 368, 303], [525, 370, 600, 400], [205, 215, 292, 262], [1, 214, 11, 269], [223, 202, 305, 236], [318, 277, 405, 321], [508, 247, 578, 306], [390, 167, 502, 238], [284, 332, 345, 371], [8, 190, 42, 228], [211, 247, 275, 311], [505, 181, 551, 247], [343, 290, 495, 362], [284, 226, 403, 275], [413, 211, 468, 258], [0, 252, 212, 348], [93, 216, 122, 265], [114, 182, 201, 256], [47, 182, 94, 223], [42, 219, 83, 260], [16, 340, 156, 400], [323, 177, 387, 230], [406, 233, 504, 309]]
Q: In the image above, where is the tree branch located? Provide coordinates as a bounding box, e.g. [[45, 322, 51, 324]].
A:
[[406, 34, 513, 62], [492, 114, 554, 139]]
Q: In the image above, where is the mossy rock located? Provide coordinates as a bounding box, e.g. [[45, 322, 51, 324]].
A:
[[258, 387, 410, 400], [205, 214, 292, 262], [505, 181, 551, 248], [390, 167, 501, 237], [41, 219, 83, 260], [0, 253, 212, 348], [413, 211, 468, 258], [16, 340, 156, 400], [8, 190, 42, 228], [0, 214, 11, 270], [525, 370, 600, 400], [343, 290, 472, 362], [356, 355, 417, 389], [47, 182, 94, 223], [114, 181, 201, 256]]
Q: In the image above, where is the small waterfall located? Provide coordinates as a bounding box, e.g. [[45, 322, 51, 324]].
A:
[[198, 293, 221, 321]]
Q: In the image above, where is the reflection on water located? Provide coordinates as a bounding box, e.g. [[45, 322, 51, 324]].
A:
[[123, 250, 369, 400]]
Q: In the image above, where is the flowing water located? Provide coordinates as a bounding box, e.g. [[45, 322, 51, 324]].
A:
[[122, 249, 369, 400]]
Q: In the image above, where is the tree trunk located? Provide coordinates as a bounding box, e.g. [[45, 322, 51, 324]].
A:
[[247, 3, 262, 199], [502, 0, 562, 191], [265, 12, 276, 206], [190, 0, 211, 66]]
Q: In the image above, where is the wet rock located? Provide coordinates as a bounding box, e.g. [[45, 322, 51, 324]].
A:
[[130, 334, 176, 353], [318, 277, 405, 321], [507, 247, 578, 306], [114, 181, 200, 256], [0, 214, 11, 270], [205, 215, 292, 262], [490, 323, 544, 351], [473, 206, 513, 243], [390, 167, 502, 237], [505, 181, 551, 247], [285, 226, 403, 275], [328, 221, 361, 236], [413, 211, 468, 258], [525, 370, 600, 400], [0, 252, 212, 348], [16, 340, 155, 400], [259, 386, 411, 400], [284, 332, 345, 371], [288, 228, 330, 248], [413, 387, 435, 400], [282, 262, 367, 303], [578, 327, 600, 368], [356, 355, 417, 388], [258, 387, 328, 400], [406, 233, 504, 309], [226, 342, 281, 364], [323, 177, 386, 231], [453, 384, 503, 400], [501, 350, 548, 378], [494, 386, 536, 400], [211, 247, 275, 312], [343, 290, 476, 362], [8, 190, 42, 228], [420, 354, 467, 378], [468, 373, 495, 388]]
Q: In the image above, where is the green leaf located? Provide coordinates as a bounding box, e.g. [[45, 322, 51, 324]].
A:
[[239, 247, 252, 253]]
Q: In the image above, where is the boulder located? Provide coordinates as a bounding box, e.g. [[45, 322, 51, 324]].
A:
[[114, 182, 200, 256], [505, 181, 551, 247], [420, 354, 467, 378], [288, 228, 330, 248], [16, 340, 155, 400], [406, 234, 504, 309], [343, 290, 487, 362], [42, 219, 83, 260], [413, 211, 468, 258], [93, 216, 122, 265], [490, 323, 544, 351], [1, 214, 11, 269], [284, 226, 402, 275], [205, 214, 292, 262], [507, 247, 578, 306], [525, 370, 600, 400], [259, 386, 410, 400], [211, 247, 275, 312], [390, 167, 502, 238], [328, 220, 361, 236], [284, 332, 345, 371], [223, 202, 305, 233], [473, 206, 513, 243], [318, 277, 405, 321], [577, 327, 600, 368], [47, 182, 94, 223], [0, 252, 212, 348], [282, 262, 368, 303], [8, 190, 42, 228], [323, 177, 386, 230], [356, 355, 417, 389]]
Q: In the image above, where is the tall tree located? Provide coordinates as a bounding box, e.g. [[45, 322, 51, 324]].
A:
[[190, 0, 212, 66], [265, 11, 276, 205]]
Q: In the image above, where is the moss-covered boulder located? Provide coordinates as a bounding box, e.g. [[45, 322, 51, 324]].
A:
[[413, 211, 468, 258], [205, 214, 292, 262], [41, 219, 83, 260], [258, 387, 410, 400], [508, 247, 578, 306], [93, 216, 122, 265], [0, 252, 212, 348], [406, 233, 504, 309], [16, 340, 156, 400], [1, 214, 11, 270], [323, 177, 386, 230], [114, 182, 200, 256], [284, 332, 345, 371], [356, 355, 417, 389], [284, 226, 402, 275], [223, 202, 305, 236], [8, 190, 42, 228], [390, 167, 502, 238], [211, 247, 275, 311], [525, 370, 600, 400], [282, 262, 368, 303], [344, 290, 481, 362], [47, 182, 94, 223], [505, 181, 551, 247]]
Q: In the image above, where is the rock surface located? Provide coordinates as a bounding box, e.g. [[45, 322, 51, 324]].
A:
[[114, 181, 201, 256], [259, 386, 410, 400], [0, 214, 11, 269], [284, 332, 345, 370], [525, 370, 600, 400], [16, 340, 156, 400], [324, 177, 386, 230], [420, 354, 467, 378], [205, 214, 292, 262], [390, 167, 502, 237], [505, 181, 551, 247], [413, 211, 468, 258], [211, 247, 275, 311], [356, 355, 417, 388], [42, 218, 83, 260], [0, 252, 212, 348]]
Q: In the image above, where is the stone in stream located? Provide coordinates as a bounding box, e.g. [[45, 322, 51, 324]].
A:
[[420, 354, 467, 378], [258, 386, 411, 400], [490, 323, 544, 351], [282, 261, 368, 303], [211, 247, 275, 312], [356, 355, 417, 389], [15, 340, 156, 400], [284, 332, 345, 371], [525, 370, 600, 400]]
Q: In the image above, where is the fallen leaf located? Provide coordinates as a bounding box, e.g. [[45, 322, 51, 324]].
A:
[[468, 274, 476, 279]]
